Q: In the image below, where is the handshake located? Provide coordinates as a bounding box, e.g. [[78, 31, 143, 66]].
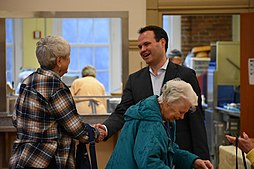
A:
[[93, 123, 108, 143]]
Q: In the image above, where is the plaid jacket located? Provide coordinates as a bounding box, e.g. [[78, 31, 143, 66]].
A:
[[9, 68, 90, 169]]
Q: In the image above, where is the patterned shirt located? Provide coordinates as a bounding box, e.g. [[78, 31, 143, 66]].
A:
[[9, 68, 90, 169]]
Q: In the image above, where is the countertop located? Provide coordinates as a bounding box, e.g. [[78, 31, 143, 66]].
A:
[[0, 112, 110, 132], [216, 106, 240, 117]]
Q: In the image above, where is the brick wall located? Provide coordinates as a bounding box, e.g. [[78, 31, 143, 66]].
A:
[[181, 15, 232, 57]]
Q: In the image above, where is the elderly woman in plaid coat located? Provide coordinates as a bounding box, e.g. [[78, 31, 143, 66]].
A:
[[9, 35, 99, 169]]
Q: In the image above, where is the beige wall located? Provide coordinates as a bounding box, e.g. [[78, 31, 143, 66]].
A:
[[0, 0, 146, 40], [23, 19, 52, 69], [0, 0, 147, 73]]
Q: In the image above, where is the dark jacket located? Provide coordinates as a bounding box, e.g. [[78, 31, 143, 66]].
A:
[[103, 61, 210, 160]]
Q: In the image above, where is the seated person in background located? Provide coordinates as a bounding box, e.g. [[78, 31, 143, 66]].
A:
[[168, 49, 184, 65], [70, 65, 107, 114], [226, 132, 254, 168], [106, 79, 213, 169]]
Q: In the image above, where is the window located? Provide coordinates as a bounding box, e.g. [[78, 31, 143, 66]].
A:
[[53, 18, 122, 93], [5, 19, 23, 92], [5, 17, 122, 94], [6, 18, 13, 85]]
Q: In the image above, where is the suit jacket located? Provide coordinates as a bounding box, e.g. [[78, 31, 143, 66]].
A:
[[104, 61, 210, 160]]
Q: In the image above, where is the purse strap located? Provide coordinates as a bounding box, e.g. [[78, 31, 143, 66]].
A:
[[86, 124, 98, 169], [76, 124, 98, 169], [235, 133, 248, 169], [236, 134, 239, 169], [242, 150, 248, 169]]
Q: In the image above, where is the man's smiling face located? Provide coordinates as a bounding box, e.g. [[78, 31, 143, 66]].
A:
[[137, 30, 166, 66]]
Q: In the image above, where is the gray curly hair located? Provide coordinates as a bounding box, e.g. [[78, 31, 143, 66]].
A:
[[36, 35, 70, 70], [82, 65, 96, 77], [158, 78, 198, 111]]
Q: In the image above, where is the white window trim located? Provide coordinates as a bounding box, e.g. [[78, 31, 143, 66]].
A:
[[164, 15, 181, 53], [110, 18, 122, 93], [13, 19, 23, 89]]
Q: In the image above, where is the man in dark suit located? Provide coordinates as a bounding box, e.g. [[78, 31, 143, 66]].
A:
[[95, 25, 210, 160]]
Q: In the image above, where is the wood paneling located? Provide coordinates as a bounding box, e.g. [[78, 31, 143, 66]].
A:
[[158, 0, 250, 8], [147, 0, 254, 17], [240, 13, 254, 138], [0, 19, 6, 113], [0, 132, 16, 169]]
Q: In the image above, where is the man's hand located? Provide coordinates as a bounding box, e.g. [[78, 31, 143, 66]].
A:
[[193, 159, 214, 169], [93, 123, 108, 142]]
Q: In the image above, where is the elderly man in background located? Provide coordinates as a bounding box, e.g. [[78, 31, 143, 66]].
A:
[[168, 49, 184, 65]]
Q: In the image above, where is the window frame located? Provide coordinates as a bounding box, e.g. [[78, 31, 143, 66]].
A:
[[6, 18, 23, 90]]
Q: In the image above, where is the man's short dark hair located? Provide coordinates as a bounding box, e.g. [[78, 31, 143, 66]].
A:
[[138, 25, 168, 52]]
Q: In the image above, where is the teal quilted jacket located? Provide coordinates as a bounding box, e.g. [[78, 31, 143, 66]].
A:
[[106, 95, 198, 169]]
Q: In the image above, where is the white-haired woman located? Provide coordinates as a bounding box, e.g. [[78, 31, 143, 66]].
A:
[[9, 35, 99, 169], [106, 79, 213, 169]]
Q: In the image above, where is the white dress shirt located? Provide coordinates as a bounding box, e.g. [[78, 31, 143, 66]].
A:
[[149, 59, 169, 95]]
